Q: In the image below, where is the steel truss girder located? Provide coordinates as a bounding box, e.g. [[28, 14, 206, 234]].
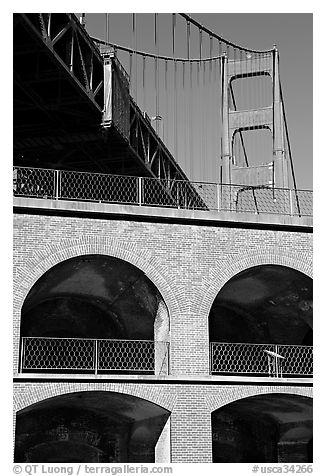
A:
[[19, 13, 104, 112], [128, 100, 207, 209], [129, 100, 188, 182]]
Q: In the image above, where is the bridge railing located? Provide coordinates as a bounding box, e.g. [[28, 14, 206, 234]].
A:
[[20, 337, 170, 375], [13, 166, 312, 217], [210, 342, 313, 377]]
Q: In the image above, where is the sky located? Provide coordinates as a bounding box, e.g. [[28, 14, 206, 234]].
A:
[[82, 12, 312, 190]]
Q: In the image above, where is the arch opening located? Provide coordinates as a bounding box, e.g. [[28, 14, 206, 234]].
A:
[[14, 391, 171, 463], [209, 265, 312, 377], [211, 394, 312, 463], [19, 255, 170, 375]]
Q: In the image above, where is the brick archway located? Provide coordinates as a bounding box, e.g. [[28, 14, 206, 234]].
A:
[[14, 236, 180, 317], [206, 386, 313, 413], [14, 386, 175, 464], [13, 382, 178, 414], [13, 237, 180, 374], [209, 389, 313, 463], [198, 250, 312, 321]]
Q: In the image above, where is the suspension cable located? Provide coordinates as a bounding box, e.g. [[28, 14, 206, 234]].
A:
[[178, 13, 274, 54], [92, 37, 222, 63]]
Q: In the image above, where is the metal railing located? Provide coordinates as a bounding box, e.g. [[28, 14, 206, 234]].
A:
[[210, 342, 313, 377], [20, 337, 169, 375], [13, 166, 312, 217]]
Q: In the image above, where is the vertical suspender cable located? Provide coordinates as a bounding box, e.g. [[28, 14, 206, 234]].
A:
[[257, 52, 260, 164], [143, 55, 146, 114], [242, 50, 246, 166], [260, 53, 263, 109], [172, 14, 178, 159], [252, 53, 257, 164], [261, 52, 265, 167], [154, 13, 159, 133], [201, 35, 205, 180], [226, 44, 230, 182], [218, 41, 222, 182], [197, 31, 200, 171], [174, 59, 178, 159], [209, 35, 213, 75], [132, 13, 137, 103], [106, 13, 109, 45], [233, 48, 238, 164], [172, 13, 176, 57], [272, 48, 276, 191], [185, 60, 189, 176], [187, 20, 190, 60], [129, 52, 133, 95], [129, 14, 132, 92], [197, 60, 199, 88], [165, 59, 168, 145], [190, 61, 194, 178], [183, 60, 187, 174], [215, 58, 219, 181], [238, 49, 242, 165], [237, 49, 240, 164], [203, 58, 207, 180], [182, 61, 185, 88], [187, 14, 191, 171], [209, 36, 213, 179], [187, 20, 193, 178], [246, 50, 250, 165]]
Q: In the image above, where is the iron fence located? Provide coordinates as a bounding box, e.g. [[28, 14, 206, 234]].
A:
[[13, 166, 312, 217], [210, 342, 313, 377], [20, 337, 169, 375], [60, 170, 138, 205], [13, 166, 57, 199]]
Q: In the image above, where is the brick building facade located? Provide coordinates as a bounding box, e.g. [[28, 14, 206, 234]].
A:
[[13, 199, 313, 463]]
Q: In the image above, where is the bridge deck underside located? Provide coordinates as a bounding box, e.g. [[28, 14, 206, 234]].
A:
[[13, 14, 163, 177]]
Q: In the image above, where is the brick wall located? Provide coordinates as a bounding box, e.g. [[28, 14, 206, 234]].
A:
[[13, 210, 313, 462], [13, 213, 312, 376], [13, 381, 312, 463]]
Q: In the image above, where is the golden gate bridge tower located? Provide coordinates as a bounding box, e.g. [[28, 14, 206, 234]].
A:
[[13, 13, 312, 464]]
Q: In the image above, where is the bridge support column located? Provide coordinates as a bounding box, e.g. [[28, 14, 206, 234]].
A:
[[220, 54, 233, 211], [221, 54, 232, 187], [273, 47, 289, 190], [102, 55, 113, 127]]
